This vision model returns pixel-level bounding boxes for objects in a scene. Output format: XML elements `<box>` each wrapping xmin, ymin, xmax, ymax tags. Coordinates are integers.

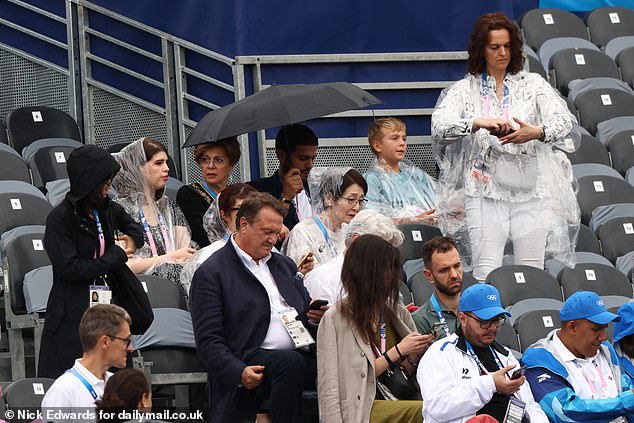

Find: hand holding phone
<box><xmin>301</xmin><ymin>299</ymin><xmax>328</xmax><ymax>315</ymax></box>
<box><xmin>297</xmin><ymin>252</ymin><xmax>312</xmax><ymax>268</ymax></box>
<box><xmin>510</xmin><ymin>365</ymin><xmax>527</xmax><ymax>380</ymax></box>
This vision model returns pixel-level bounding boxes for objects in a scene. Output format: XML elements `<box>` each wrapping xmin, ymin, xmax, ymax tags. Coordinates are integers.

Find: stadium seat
<box><xmin>601</xmin><ymin>295</ymin><xmax>632</xmax><ymax>311</ymax></box>
<box><xmin>545</xmin><ymin>251</ymin><xmax>613</xmax><ymax>280</ymax></box>
<box><xmin>587</xmin><ymin>7</ymin><xmax>634</xmax><ymax>49</ymax></box>
<box><xmin>558</xmin><ymin>262</ymin><xmax>633</xmax><ymax>298</ymax></box>
<box><xmin>525</xmin><ymin>47</ymin><xmax>547</xmax><ymax>79</ymax></box>
<box><xmin>605</xmin><ymin>35</ymin><xmax>634</xmax><ymax>60</ymax></box>
<box><xmin>485</xmin><ymin>265</ymin><xmax>563</xmax><ymax>308</ymax></box>
<box><xmin>137</xmin><ymin>274</ymin><xmax>188</xmax><ymax>310</ymax></box>
<box><xmin>576</xmin><ymin>176</ymin><xmax>634</xmax><ymax>225</ymax></box>
<box><xmin>496</xmin><ymin>318</ymin><xmax>521</xmax><ymax>353</ymax></box>
<box><xmin>618</xmin><ymin>46</ymin><xmax>634</xmax><ymax>87</ymax></box>
<box><xmin>397</xmin><ymin>223</ymin><xmax>442</xmax><ymax>264</ymax></box>
<box><xmin>574</xmin><ymin>88</ymin><xmax>634</xmax><ymax>136</ymax></box>
<box><xmin>408</xmin><ymin>271</ymin><xmax>433</xmax><ymax>306</ymax></box>
<box><xmin>596</xmin><ymin>217</ymin><xmax>634</xmax><ymax>263</ymax></box>
<box><xmin>577</xmin><ymin>224</ymin><xmax>602</xmax><ymax>254</ymax></box>
<box><xmin>4</xmin><ymin>106</ymin><xmax>81</xmax><ymax>156</ymax></box>
<box><xmin>607</xmin><ymin>130</ymin><xmax>634</xmax><ymax>175</ymax></box>
<box><xmin>45</xmin><ymin>179</ymin><xmax>70</xmax><ymax>207</ymax></box>
<box><xmin>539</xmin><ymin>37</ymin><xmax>599</xmax><ymax>71</ymax></box>
<box><xmin>400</xmin><ymin>281</ymin><xmax>413</xmax><ymax>305</ymax></box>
<box><xmin>4</xmin><ymin>378</ymin><xmax>55</xmax><ymax>423</ymax></box>
<box><xmin>616</xmin><ymin>250</ymin><xmax>634</xmax><ymax>279</ymax></box>
<box><xmin>165</xmin><ymin>176</ymin><xmax>185</xmax><ymax>202</ymax></box>
<box><xmin>627</xmin><ymin>167</ymin><xmax>634</xmax><ymax>187</ymax></box>
<box><xmin>515</xmin><ymin>309</ymin><xmax>561</xmax><ymax>352</ymax></box>
<box><xmin>107</xmin><ymin>142</ymin><xmax>180</xmax><ymax>180</ymax></box>
<box><xmin>554</xmin><ymin>133</ymin><xmax>610</xmax><ymax>166</ymax></box>
<box><xmin>507</xmin><ymin>298</ymin><xmax>564</xmax><ymax>327</ymax></box>
<box><xmin>573</xmin><ymin>163</ymin><xmax>622</xmax><ymax>180</ymax></box>
<box><xmin>595</xmin><ymin>116</ymin><xmax>634</xmax><ymax>144</ymax></box>
<box><xmin>22</xmin><ymin>138</ymin><xmax>83</xmax><ymax>189</ymax></box>
<box><xmin>0</xmin><ymin>144</ymin><xmax>31</xmax><ymax>183</ymax></box>
<box><xmin>0</xmin><ymin>181</ymin><xmax>53</xmax><ymax>239</ymax></box>
<box><xmin>589</xmin><ymin>203</ymin><xmax>634</xmax><ymax>232</ymax></box>
<box><xmin>550</xmin><ymin>48</ymin><xmax>619</xmax><ymax>96</ymax></box>
<box><xmin>568</xmin><ymin>77</ymin><xmax>633</xmax><ymax>104</ymax></box>
<box><xmin>521</xmin><ymin>9</ymin><xmax>589</xmax><ymax>51</ymax></box>
<box><xmin>23</xmin><ymin>265</ymin><xmax>53</xmax><ymax>314</ymax></box>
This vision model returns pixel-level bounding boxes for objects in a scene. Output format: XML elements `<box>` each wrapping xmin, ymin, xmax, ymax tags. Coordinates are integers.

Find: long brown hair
<box><xmin>95</xmin><ymin>369</ymin><xmax>150</xmax><ymax>422</ymax></box>
<box><xmin>340</xmin><ymin>234</ymin><xmax>402</xmax><ymax>344</ymax></box>
<box><xmin>467</xmin><ymin>12</ymin><xmax>524</xmax><ymax>75</ymax></box>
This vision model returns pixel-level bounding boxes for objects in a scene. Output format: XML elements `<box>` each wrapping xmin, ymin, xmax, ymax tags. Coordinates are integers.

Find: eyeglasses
<box><xmin>466</xmin><ymin>313</ymin><xmax>506</xmax><ymax>329</ymax></box>
<box><xmin>198</xmin><ymin>156</ymin><xmax>228</xmax><ymax>167</ymax></box>
<box><xmin>108</xmin><ymin>335</ymin><xmax>132</xmax><ymax>348</ymax></box>
<box><xmin>339</xmin><ymin>197</ymin><xmax>368</xmax><ymax>206</ymax></box>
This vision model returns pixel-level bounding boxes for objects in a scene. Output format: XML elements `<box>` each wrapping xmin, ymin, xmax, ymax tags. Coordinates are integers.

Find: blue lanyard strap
<box><xmin>481</xmin><ymin>71</ymin><xmax>509</xmax><ymax>119</ymax></box>
<box><xmin>464</xmin><ymin>339</ymin><xmax>505</xmax><ymax>375</ymax></box>
<box><xmin>67</xmin><ymin>368</ymin><xmax>98</xmax><ymax>400</ymax></box>
<box><xmin>312</xmin><ymin>216</ymin><xmax>337</xmax><ymax>256</ymax></box>
<box><xmin>429</xmin><ymin>294</ymin><xmax>452</xmax><ymax>338</ymax></box>
<box><xmin>202</xmin><ymin>181</ymin><xmax>218</xmax><ymax>200</ymax></box>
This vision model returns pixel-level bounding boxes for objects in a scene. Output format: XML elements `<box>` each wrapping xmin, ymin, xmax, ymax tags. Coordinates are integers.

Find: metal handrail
<box><xmin>6</xmin><ymin>0</ymin><xmax>66</xmax><ymax>23</ymax></box>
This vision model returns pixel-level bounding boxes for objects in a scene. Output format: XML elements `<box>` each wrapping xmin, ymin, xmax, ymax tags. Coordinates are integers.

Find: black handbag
<box><xmin>376</xmin><ymin>362</ymin><xmax>421</xmax><ymax>401</ymax></box>
<box><xmin>107</xmin><ymin>266</ymin><xmax>154</xmax><ymax>334</ymax></box>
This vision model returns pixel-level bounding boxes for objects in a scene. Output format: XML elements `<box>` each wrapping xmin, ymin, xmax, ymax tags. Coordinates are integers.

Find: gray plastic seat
<box><xmin>0</xmin><ymin>144</ymin><xmax>31</xmax><ymax>183</ymax></box>
<box><xmin>21</xmin><ymin>138</ymin><xmax>83</xmax><ymax>162</ymax></box>
<box><xmin>554</xmin><ymin>134</ymin><xmax>610</xmax><ymax>166</ymax></box>
<box><xmin>165</xmin><ymin>176</ymin><xmax>185</xmax><ymax>202</ymax></box>
<box><xmin>615</xmin><ymin>250</ymin><xmax>634</xmax><ymax>277</ymax></box>
<box><xmin>596</xmin><ymin>216</ymin><xmax>634</xmax><ymax>263</ymax></box>
<box><xmin>496</xmin><ymin>318</ymin><xmax>521</xmax><ymax>353</ymax></box>
<box><xmin>515</xmin><ymin>309</ymin><xmax>561</xmax><ymax>352</ymax></box>
<box><xmin>400</xmin><ymin>281</ymin><xmax>413</xmax><ymax>305</ymax></box>
<box><xmin>577</xmin><ymin>175</ymin><xmax>634</xmax><ymax>224</ymax></box>
<box><xmin>539</xmin><ymin>37</ymin><xmax>599</xmax><ymax>71</ymax></box>
<box><xmin>619</xmin><ymin>46</ymin><xmax>634</xmax><ymax>87</ymax></box>
<box><xmin>596</xmin><ymin>116</ymin><xmax>634</xmax><ymax>144</ymax></box>
<box><xmin>559</xmin><ymin>262</ymin><xmax>633</xmax><ymax>298</ymax></box>
<box><xmin>587</xmin><ymin>7</ymin><xmax>634</xmax><ymax>49</ymax></box>
<box><xmin>577</xmin><ymin>224</ymin><xmax>602</xmax><ymax>254</ymax></box>
<box><xmin>5</xmin><ymin>378</ymin><xmax>55</xmax><ymax>421</ymax></box>
<box><xmin>45</xmin><ymin>178</ymin><xmax>70</xmax><ymax>207</ymax></box>
<box><xmin>521</xmin><ymin>9</ymin><xmax>589</xmax><ymax>51</ymax></box>
<box><xmin>485</xmin><ymin>265</ymin><xmax>563</xmax><ymax>308</ymax></box>
<box><xmin>525</xmin><ymin>45</ymin><xmax>546</xmax><ymax>78</ymax></box>
<box><xmin>397</xmin><ymin>223</ymin><xmax>442</xmax><ymax>264</ymax></box>
<box><xmin>25</xmin><ymin>139</ymin><xmax>83</xmax><ymax>189</ymax></box>
<box><xmin>0</xmin><ymin>181</ymin><xmax>52</xmax><ymax>238</ymax></box>
<box><xmin>573</xmin><ymin>163</ymin><xmax>623</xmax><ymax>180</ymax></box>
<box><xmin>408</xmin><ymin>271</ymin><xmax>434</xmax><ymax>306</ymax></box>
<box><xmin>627</xmin><ymin>167</ymin><xmax>634</xmax><ymax>187</ymax></box>
<box><xmin>606</xmin><ymin>129</ymin><xmax>634</xmax><ymax>174</ymax></box>
<box><xmin>605</xmin><ymin>36</ymin><xmax>634</xmax><ymax>60</ymax></box>
<box><xmin>589</xmin><ymin>203</ymin><xmax>634</xmax><ymax>232</ymax></box>
<box><xmin>137</xmin><ymin>274</ymin><xmax>188</xmax><ymax>310</ymax></box>
<box><xmin>23</xmin><ymin>265</ymin><xmax>53</xmax><ymax>313</ymax></box>
<box><xmin>132</xmin><ymin>308</ymin><xmax>196</xmax><ymax>350</ymax></box>
<box><xmin>601</xmin><ymin>295</ymin><xmax>632</xmax><ymax>311</ymax></box>
<box><xmin>574</xmin><ymin>88</ymin><xmax>634</xmax><ymax>135</ymax></box>
<box><xmin>568</xmin><ymin>77</ymin><xmax>633</xmax><ymax>104</ymax></box>
<box><xmin>551</xmin><ymin>48</ymin><xmax>620</xmax><ymax>97</ymax></box>
<box><xmin>507</xmin><ymin>298</ymin><xmax>564</xmax><ymax>326</ymax></box>
<box><xmin>546</xmin><ymin>252</ymin><xmax>613</xmax><ymax>279</ymax></box>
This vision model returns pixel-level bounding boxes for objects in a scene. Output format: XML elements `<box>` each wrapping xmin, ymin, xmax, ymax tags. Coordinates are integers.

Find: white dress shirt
<box><xmin>231</xmin><ymin>236</ymin><xmax>294</xmax><ymax>350</ymax></box>
<box><xmin>303</xmin><ymin>253</ymin><xmax>345</xmax><ymax>304</ymax></box>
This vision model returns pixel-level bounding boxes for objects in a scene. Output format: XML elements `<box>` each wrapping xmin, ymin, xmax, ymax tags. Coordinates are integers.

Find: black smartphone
<box><xmin>510</xmin><ymin>365</ymin><xmax>527</xmax><ymax>380</ymax></box>
<box><xmin>301</xmin><ymin>299</ymin><xmax>328</xmax><ymax>315</ymax></box>
<box><xmin>489</xmin><ymin>128</ymin><xmax>516</xmax><ymax>138</ymax></box>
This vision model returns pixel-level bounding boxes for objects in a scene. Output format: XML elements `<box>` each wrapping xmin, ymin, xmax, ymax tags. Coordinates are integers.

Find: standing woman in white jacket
<box><xmin>317</xmin><ymin>234</ymin><xmax>433</xmax><ymax>423</ymax></box>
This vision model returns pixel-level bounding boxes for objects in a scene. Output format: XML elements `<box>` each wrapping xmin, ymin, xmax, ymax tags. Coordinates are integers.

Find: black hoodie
<box><xmin>38</xmin><ymin>145</ymin><xmax>145</xmax><ymax>379</ymax></box>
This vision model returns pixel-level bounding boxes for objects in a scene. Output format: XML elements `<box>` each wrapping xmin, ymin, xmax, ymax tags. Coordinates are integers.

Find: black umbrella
<box><xmin>183</xmin><ymin>81</ymin><xmax>382</xmax><ymax>147</ymax></box>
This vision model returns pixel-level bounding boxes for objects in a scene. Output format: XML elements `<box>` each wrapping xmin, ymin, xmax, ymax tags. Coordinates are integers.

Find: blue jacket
<box><xmin>189</xmin><ymin>239</ymin><xmax>312</xmax><ymax>423</ymax></box>
<box><xmin>522</xmin><ymin>329</ymin><xmax>634</xmax><ymax>423</ymax></box>
<box><xmin>614</xmin><ymin>303</ymin><xmax>634</xmax><ymax>382</ymax></box>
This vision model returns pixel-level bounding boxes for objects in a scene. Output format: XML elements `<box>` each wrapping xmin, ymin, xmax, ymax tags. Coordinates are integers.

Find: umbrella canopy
<box><xmin>183</xmin><ymin>81</ymin><xmax>382</xmax><ymax>147</ymax></box>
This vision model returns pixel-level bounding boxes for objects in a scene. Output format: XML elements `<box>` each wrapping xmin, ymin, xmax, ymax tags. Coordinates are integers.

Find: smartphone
<box><xmin>304</xmin><ymin>299</ymin><xmax>328</xmax><ymax>313</ymax></box>
<box><xmin>297</xmin><ymin>252</ymin><xmax>312</xmax><ymax>268</ymax></box>
<box><xmin>490</xmin><ymin>128</ymin><xmax>516</xmax><ymax>138</ymax></box>
<box><xmin>430</xmin><ymin>322</ymin><xmax>447</xmax><ymax>340</ymax></box>
<box><xmin>510</xmin><ymin>365</ymin><xmax>527</xmax><ymax>380</ymax></box>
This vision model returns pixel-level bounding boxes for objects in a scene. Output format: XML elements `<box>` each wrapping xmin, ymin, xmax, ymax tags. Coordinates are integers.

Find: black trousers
<box><xmin>243</xmin><ymin>347</ymin><xmax>316</xmax><ymax>423</ymax></box>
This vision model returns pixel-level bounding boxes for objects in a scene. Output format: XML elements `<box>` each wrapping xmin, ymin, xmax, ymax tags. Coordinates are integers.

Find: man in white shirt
<box><xmin>190</xmin><ymin>192</ymin><xmax>327</xmax><ymax>423</ymax></box>
<box><xmin>304</xmin><ymin>209</ymin><xmax>404</xmax><ymax>303</ymax></box>
<box><xmin>41</xmin><ymin>304</ymin><xmax>133</xmax><ymax>419</ymax></box>
<box><xmin>523</xmin><ymin>290</ymin><xmax>634</xmax><ymax>422</ymax></box>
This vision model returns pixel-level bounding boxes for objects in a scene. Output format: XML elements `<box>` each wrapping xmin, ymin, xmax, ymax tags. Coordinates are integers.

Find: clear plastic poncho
<box><xmin>431</xmin><ymin>71</ymin><xmax>581</xmax><ymax>280</ymax></box>
<box><xmin>364</xmin><ymin>157</ymin><xmax>437</xmax><ymax>219</ymax></box>
<box><xmin>111</xmin><ymin>138</ymin><xmax>194</xmax><ymax>285</ymax></box>
<box><xmin>282</xmin><ymin>167</ymin><xmax>351</xmax><ymax>267</ymax></box>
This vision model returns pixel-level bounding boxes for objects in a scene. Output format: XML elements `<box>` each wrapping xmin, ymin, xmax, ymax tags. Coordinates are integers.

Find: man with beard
<box><xmin>417</xmin><ymin>284</ymin><xmax>548</xmax><ymax>423</ymax></box>
<box><xmin>412</xmin><ymin>236</ymin><xmax>463</xmax><ymax>338</ymax></box>
<box><xmin>38</xmin><ymin>145</ymin><xmax>143</xmax><ymax>379</ymax></box>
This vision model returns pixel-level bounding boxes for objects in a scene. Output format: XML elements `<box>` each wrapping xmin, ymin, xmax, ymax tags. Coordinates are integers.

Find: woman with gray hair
<box><xmin>304</xmin><ymin>209</ymin><xmax>404</xmax><ymax>303</ymax></box>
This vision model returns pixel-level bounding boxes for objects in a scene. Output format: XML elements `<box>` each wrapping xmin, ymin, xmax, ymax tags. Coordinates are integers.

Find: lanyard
<box><xmin>293</xmin><ymin>198</ymin><xmax>303</xmax><ymax>221</ymax></box>
<box><xmin>430</xmin><ymin>294</ymin><xmax>452</xmax><ymax>338</ymax></box>
<box><xmin>202</xmin><ymin>181</ymin><xmax>218</xmax><ymax>201</ymax></box>
<box><xmin>67</xmin><ymin>368</ymin><xmax>98</xmax><ymax>400</ymax></box>
<box><xmin>370</xmin><ymin>316</ymin><xmax>388</xmax><ymax>358</ymax></box>
<box><xmin>92</xmin><ymin>209</ymin><xmax>105</xmax><ymax>258</ymax></box>
<box><xmin>312</xmin><ymin>216</ymin><xmax>337</xmax><ymax>256</ymax></box>
<box><xmin>465</xmin><ymin>339</ymin><xmax>505</xmax><ymax>376</ymax></box>
<box><xmin>574</xmin><ymin>359</ymin><xmax>608</xmax><ymax>396</ymax></box>
<box><xmin>138</xmin><ymin>208</ymin><xmax>171</xmax><ymax>257</ymax></box>
<box><xmin>481</xmin><ymin>72</ymin><xmax>509</xmax><ymax>120</ymax></box>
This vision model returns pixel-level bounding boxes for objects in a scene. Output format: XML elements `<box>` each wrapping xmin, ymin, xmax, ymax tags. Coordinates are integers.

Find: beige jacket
<box><xmin>317</xmin><ymin>304</ymin><xmax>417</xmax><ymax>423</ymax></box>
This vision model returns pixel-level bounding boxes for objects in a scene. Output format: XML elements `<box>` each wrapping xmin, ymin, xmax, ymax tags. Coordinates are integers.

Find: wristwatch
<box><xmin>279</xmin><ymin>196</ymin><xmax>292</xmax><ymax>204</ymax></box>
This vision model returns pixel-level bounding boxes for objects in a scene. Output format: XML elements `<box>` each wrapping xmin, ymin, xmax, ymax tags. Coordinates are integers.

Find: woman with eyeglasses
<box><xmin>176</xmin><ymin>137</ymin><xmax>241</xmax><ymax>248</ymax></box>
<box><xmin>431</xmin><ymin>12</ymin><xmax>580</xmax><ymax>281</ymax></box>
<box><xmin>283</xmin><ymin>167</ymin><xmax>368</xmax><ymax>270</ymax></box>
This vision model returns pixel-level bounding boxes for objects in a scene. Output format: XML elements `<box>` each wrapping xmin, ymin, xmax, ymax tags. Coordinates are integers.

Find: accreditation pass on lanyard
<box><xmin>279</xmin><ymin>308</ymin><xmax>315</xmax><ymax>348</ymax></box>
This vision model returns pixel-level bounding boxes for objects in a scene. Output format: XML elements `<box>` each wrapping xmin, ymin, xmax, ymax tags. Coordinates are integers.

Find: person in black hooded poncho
<box><xmin>38</xmin><ymin>145</ymin><xmax>145</xmax><ymax>379</ymax></box>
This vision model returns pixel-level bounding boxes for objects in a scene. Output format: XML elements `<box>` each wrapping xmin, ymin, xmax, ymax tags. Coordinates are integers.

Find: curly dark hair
<box><xmin>467</xmin><ymin>12</ymin><xmax>524</xmax><ymax>75</ymax></box>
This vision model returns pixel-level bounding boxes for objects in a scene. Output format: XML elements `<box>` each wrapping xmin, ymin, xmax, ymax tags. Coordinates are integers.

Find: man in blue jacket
<box><xmin>190</xmin><ymin>192</ymin><xmax>326</xmax><ymax>423</ymax></box>
<box><xmin>523</xmin><ymin>291</ymin><xmax>634</xmax><ymax>422</ymax></box>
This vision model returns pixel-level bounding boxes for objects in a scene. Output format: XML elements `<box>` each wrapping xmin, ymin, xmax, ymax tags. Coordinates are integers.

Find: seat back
<box><xmin>132</xmin><ymin>308</ymin><xmax>195</xmax><ymax>350</ymax></box>
<box><xmin>606</xmin><ymin>35</ymin><xmax>634</xmax><ymax>60</ymax></box>
<box><xmin>408</xmin><ymin>271</ymin><xmax>434</xmax><ymax>306</ymax></box>
<box><xmin>551</xmin><ymin>48</ymin><xmax>619</xmax><ymax>96</ymax></box>
<box><xmin>485</xmin><ymin>265</ymin><xmax>563</xmax><ymax>308</ymax></box>
<box><xmin>574</xmin><ymin>88</ymin><xmax>634</xmax><ymax>135</ymax></box>
<box><xmin>397</xmin><ymin>223</ymin><xmax>442</xmax><ymax>264</ymax></box>
<box><xmin>521</xmin><ymin>8</ymin><xmax>589</xmax><ymax>50</ymax></box>
<box><xmin>5</xmin><ymin>106</ymin><xmax>81</xmax><ymax>155</ymax></box>
<box><xmin>589</xmin><ymin>203</ymin><xmax>634</xmax><ymax>232</ymax></box>
<box><xmin>29</xmin><ymin>146</ymin><xmax>76</xmax><ymax>188</ymax></box>
<box><xmin>496</xmin><ymin>318</ymin><xmax>520</xmax><ymax>353</ymax></box>
<box><xmin>559</xmin><ymin>262</ymin><xmax>633</xmax><ymax>298</ymax></box>
<box><xmin>596</xmin><ymin>116</ymin><xmax>634</xmax><ymax>144</ymax></box>
<box><xmin>576</xmin><ymin>175</ymin><xmax>634</xmax><ymax>224</ymax></box>
<box><xmin>2</xmin><ymin>226</ymin><xmax>50</xmax><ymax>315</ymax></box>
<box><xmin>515</xmin><ymin>309</ymin><xmax>561</xmax><ymax>351</ymax></box>
<box><xmin>4</xmin><ymin>377</ymin><xmax>55</xmax><ymax>422</ymax></box>
<box><xmin>573</xmin><ymin>163</ymin><xmax>622</xmax><ymax>180</ymax></box>
<box><xmin>0</xmin><ymin>181</ymin><xmax>52</xmax><ymax>237</ymax></box>
<box><xmin>23</xmin><ymin>265</ymin><xmax>53</xmax><ymax>313</ymax></box>
<box><xmin>399</xmin><ymin>282</ymin><xmax>413</xmax><ymax>305</ymax></box>
<box><xmin>616</xmin><ymin>250</ymin><xmax>634</xmax><ymax>278</ymax></box>
<box><xmin>0</xmin><ymin>145</ymin><xmax>30</xmax><ymax>183</ymax></box>
<box><xmin>568</xmin><ymin>77</ymin><xmax>633</xmax><ymax>104</ymax></box>
<box><xmin>607</xmin><ymin>130</ymin><xmax>634</xmax><ymax>174</ymax></box>
<box><xmin>597</xmin><ymin>217</ymin><xmax>634</xmax><ymax>263</ymax></box>
<box><xmin>554</xmin><ymin>133</ymin><xmax>610</xmax><ymax>166</ymax></box>
<box><xmin>137</xmin><ymin>274</ymin><xmax>188</xmax><ymax>310</ymax></box>
<box><xmin>587</xmin><ymin>7</ymin><xmax>634</xmax><ymax>48</ymax></box>
<box><xmin>577</xmin><ymin>224</ymin><xmax>602</xmax><ymax>254</ymax></box>
<box><xmin>507</xmin><ymin>298</ymin><xmax>564</xmax><ymax>326</ymax></box>
<box><xmin>618</xmin><ymin>46</ymin><xmax>634</xmax><ymax>87</ymax></box>
<box><xmin>539</xmin><ymin>37</ymin><xmax>599</xmax><ymax>71</ymax></box>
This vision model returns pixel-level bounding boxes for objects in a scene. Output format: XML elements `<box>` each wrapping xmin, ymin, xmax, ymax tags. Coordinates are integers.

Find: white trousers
<box><xmin>465</xmin><ymin>196</ymin><xmax>548</xmax><ymax>281</ymax></box>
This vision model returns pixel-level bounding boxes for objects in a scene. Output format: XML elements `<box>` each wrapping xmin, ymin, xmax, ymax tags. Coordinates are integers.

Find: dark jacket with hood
<box><xmin>38</xmin><ymin>145</ymin><xmax>144</xmax><ymax>379</ymax></box>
